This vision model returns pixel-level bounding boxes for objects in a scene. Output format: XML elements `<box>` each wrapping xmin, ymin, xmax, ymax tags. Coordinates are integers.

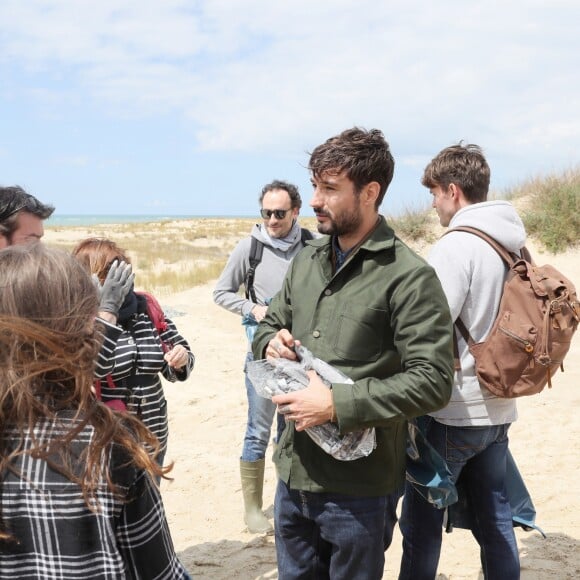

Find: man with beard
<box><xmin>252</xmin><ymin>127</ymin><xmax>454</xmax><ymax>579</ymax></box>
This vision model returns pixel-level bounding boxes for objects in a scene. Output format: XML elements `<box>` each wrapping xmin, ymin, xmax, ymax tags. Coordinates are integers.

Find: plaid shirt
<box><xmin>0</xmin><ymin>417</ymin><xmax>189</xmax><ymax>579</ymax></box>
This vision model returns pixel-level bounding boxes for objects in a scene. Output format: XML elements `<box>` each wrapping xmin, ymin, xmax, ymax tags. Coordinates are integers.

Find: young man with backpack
<box><xmin>399</xmin><ymin>143</ymin><xmax>526</xmax><ymax>579</ymax></box>
<box><xmin>213</xmin><ymin>180</ymin><xmax>313</xmax><ymax>533</ymax></box>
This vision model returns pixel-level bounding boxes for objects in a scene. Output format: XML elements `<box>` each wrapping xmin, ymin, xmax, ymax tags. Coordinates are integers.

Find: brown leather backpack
<box><xmin>450</xmin><ymin>226</ymin><xmax>579</xmax><ymax>397</ymax></box>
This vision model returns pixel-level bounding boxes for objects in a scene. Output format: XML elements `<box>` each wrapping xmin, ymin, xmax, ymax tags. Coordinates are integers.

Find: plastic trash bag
<box><xmin>242</xmin><ymin>299</ymin><xmax>271</xmax><ymax>342</ymax></box>
<box><xmin>242</xmin><ymin>313</ymin><xmax>258</xmax><ymax>341</ymax></box>
<box><xmin>246</xmin><ymin>345</ymin><xmax>376</xmax><ymax>461</ymax></box>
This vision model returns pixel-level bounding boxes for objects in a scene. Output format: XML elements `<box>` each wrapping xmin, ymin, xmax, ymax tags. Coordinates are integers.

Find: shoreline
<box><xmin>46</xmin><ymin>214</ymin><xmax>263</xmax><ymax>228</ymax></box>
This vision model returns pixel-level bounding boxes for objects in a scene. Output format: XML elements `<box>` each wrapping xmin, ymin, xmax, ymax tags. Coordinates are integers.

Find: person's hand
<box><xmin>265</xmin><ymin>329</ymin><xmax>300</xmax><ymax>361</ymax></box>
<box><xmin>251</xmin><ymin>304</ymin><xmax>268</xmax><ymax>322</ymax></box>
<box><xmin>164</xmin><ymin>344</ymin><xmax>189</xmax><ymax>369</ymax></box>
<box><xmin>273</xmin><ymin>371</ymin><xmax>335</xmax><ymax>431</ymax></box>
<box><xmin>96</xmin><ymin>260</ymin><xmax>134</xmax><ymax>316</ymax></box>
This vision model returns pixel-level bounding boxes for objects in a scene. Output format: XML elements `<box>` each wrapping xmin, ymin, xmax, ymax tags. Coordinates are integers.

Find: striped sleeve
<box><xmin>95</xmin><ymin>318</ymin><xmax>123</xmax><ymax>377</ymax></box>
<box><xmin>159</xmin><ymin>317</ymin><xmax>195</xmax><ymax>383</ymax></box>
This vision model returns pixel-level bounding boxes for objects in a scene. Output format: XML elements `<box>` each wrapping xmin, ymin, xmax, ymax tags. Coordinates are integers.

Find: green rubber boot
<box><xmin>240</xmin><ymin>458</ymin><xmax>273</xmax><ymax>534</ymax></box>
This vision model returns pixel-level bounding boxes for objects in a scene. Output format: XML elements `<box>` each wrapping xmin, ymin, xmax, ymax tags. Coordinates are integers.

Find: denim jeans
<box><xmin>384</xmin><ymin>483</ymin><xmax>403</xmax><ymax>551</ymax></box>
<box><xmin>242</xmin><ymin>352</ymin><xmax>285</xmax><ymax>462</ymax></box>
<box><xmin>398</xmin><ymin>418</ymin><xmax>519</xmax><ymax>580</ymax></box>
<box><xmin>275</xmin><ymin>479</ymin><xmax>399</xmax><ymax>580</ymax></box>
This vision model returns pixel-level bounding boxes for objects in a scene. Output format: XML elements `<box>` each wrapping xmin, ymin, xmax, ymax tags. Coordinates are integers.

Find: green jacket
<box><xmin>253</xmin><ymin>217</ymin><xmax>454</xmax><ymax>496</ymax></box>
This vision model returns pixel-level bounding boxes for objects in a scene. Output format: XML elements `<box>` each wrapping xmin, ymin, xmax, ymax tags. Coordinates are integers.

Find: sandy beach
<box><xmin>45</xmin><ymin>222</ymin><xmax>580</xmax><ymax>579</ymax></box>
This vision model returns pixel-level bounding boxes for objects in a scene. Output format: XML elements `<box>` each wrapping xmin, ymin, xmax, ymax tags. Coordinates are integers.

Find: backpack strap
<box><xmin>445</xmin><ymin>226</ymin><xmax>526</xmax><ymax>267</ymax></box>
<box><xmin>135</xmin><ymin>291</ymin><xmax>172</xmax><ymax>353</ymax></box>
<box><xmin>94</xmin><ymin>374</ymin><xmax>126</xmax><ymax>410</ymax></box>
<box><xmin>300</xmin><ymin>228</ymin><xmax>314</xmax><ymax>243</ymax></box>
<box><xmin>244</xmin><ymin>236</ymin><xmax>264</xmax><ymax>303</ymax></box>
<box><xmin>95</xmin><ymin>374</ymin><xmax>118</xmax><ymax>397</ymax></box>
<box><xmin>453</xmin><ymin>317</ymin><xmax>474</xmax><ymax>371</ymax></box>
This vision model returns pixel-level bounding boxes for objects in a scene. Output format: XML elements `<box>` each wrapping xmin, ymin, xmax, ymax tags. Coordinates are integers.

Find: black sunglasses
<box><xmin>260</xmin><ymin>208</ymin><xmax>291</xmax><ymax>220</ymax></box>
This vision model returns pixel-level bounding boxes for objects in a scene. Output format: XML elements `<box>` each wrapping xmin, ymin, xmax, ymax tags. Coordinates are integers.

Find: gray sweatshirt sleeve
<box><xmin>213</xmin><ymin>237</ymin><xmax>255</xmax><ymax>317</ymax></box>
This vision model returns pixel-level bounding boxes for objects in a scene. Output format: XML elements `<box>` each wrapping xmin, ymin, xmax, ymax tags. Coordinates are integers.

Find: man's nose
<box><xmin>310</xmin><ymin>187</ymin><xmax>322</xmax><ymax>208</ymax></box>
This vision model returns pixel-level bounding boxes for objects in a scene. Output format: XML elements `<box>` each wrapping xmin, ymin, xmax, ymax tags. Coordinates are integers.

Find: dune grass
<box><xmin>386</xmin><ymin>166</ymin><xmax>580</xmax><ymax>253</ymax></box>
<box><xmin>46</xmin><ymin>218</ymin><xmax>253</xmax><ymax>296</ymax></box>
<box><xmin>388</xmin><ymin>206</ymin><xmax>437</xmax><ymax>244</ymax></box>
<box><xmin>46</xmin><ymin>167</ymin><xmax>578</xmax><ymax>294</ymax></box>
<box><xmin>502</xmin><ymin>166</ymin><xmax>580</xmax><ymax>253</ymax></box>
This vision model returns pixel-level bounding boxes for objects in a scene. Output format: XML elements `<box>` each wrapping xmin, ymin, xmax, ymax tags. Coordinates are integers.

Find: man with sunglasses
<box><xmin>213</xmin><ymin>180</ymin><xmax>314</xmax><ymax>534</ymax></box>
<box><xmin>0</xmin><ymin>186</ymin><xmax>54</xmax><ymax>248</ymax></box>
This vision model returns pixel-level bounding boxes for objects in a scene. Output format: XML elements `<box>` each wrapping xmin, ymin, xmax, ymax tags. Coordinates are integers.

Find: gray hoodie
<box><xmin>213</xmin><ymin>223</ymin><xmax>312</xmax><ymax>349</ymax></box>
<box><xmin>428</xmin><ymin>200</ymin><xmax>527</xmax><ymax>426</ymax></box>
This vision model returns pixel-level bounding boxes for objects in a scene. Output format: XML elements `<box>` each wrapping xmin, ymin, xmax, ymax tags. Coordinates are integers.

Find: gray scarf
<box><xmin>256</xmin><ymin>219</ymin><xmax>301</xmax><ymax>251</ymax></box>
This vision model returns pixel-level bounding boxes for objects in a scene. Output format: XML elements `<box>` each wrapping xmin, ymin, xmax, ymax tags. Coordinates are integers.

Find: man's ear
<box><xmin>448</xmin><ymin>183</ymin><xmax>458</xmax><ymax>198</ymax></box>
<box><xmin>0</xmin><ymin>234</ymin><xmax>9</xmax><ymax>249</ymax></box>
<box><xmin>362</xmin><ymin>181</ymin><xmax>380</xmax><ymax>207</ymax></box>
<box><xmin>448</xmin><ymin>183</ymin><xmax>469</xmax><ymax>208</ymax></box>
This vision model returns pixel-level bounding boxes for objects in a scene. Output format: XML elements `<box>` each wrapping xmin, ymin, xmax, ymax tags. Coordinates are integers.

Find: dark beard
<box><xmin>316</xmin><ymin>203</ymin><xmax>362</xmax><ymax>237</ymax></box>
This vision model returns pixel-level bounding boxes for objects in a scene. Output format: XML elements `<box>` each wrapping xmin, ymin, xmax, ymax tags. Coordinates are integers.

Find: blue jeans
<box><xmin>399</xmin><ymin>418</ymin><xmax>519</xmax><ymax>580</ymax></box>
<box><xmin>275</xmin><ymin>479</ymin><xmax>399</xmax><ymax>580</ymax></box>
<box><xmin>242</xmin><ymin>352</ymin><xmax>285</xmax><ymax>462</ymax></box>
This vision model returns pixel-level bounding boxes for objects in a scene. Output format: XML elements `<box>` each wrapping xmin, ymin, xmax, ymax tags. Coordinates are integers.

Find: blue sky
<box><xmin>0</xmin><ymin>1</ymin><xmax>578</xmax><ymax>217</ymax></box>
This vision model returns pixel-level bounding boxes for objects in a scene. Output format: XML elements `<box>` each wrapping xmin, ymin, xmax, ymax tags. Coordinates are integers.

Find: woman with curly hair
<box><xmin>0</xmin><ymin>243</ymin><xmax>190</xmax><ymax>579</ymax></box>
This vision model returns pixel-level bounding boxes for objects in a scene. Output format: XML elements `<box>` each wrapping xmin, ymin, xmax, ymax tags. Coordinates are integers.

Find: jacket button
<box><xmin>324</xmin><ymin>289</ymin><xmax>332</xmax><ymax>296</ymax></box>
<box><xmin>313</xmin><ymin>330</ymin><xmax>321</xmax><ymax>338</ymax></box>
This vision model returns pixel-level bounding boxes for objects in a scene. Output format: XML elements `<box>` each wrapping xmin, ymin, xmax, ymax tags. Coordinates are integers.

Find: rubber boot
<box><xmin>240</xmin><ymin>459</ymin><xmax>273</xmax><ymax>533</ymax></box>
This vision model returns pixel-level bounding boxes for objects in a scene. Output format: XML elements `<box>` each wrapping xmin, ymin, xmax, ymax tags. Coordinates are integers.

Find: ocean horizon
<box><xmin>46</xmin><ymin>214</ymin><xmax>255</xmax><ymax>227</ymax></box>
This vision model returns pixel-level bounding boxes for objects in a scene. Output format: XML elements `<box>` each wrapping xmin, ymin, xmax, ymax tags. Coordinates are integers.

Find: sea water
<box><xmin>45</xmin><ymin>214</ymin><xmax>215</xmax><ymax>227</ymax></box>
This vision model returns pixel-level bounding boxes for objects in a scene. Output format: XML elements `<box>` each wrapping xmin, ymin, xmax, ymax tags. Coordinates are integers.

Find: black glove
<box><xmin>97</xmin><ymin>260</ymin><xmax>135</xmax><ymax>316</ymax></box>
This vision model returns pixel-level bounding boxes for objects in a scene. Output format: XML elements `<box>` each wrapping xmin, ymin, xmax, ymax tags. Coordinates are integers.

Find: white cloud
<box><xmin>0</xmin><ymin>0</ymin><xmax>578</xmax><ymax>182</ymax></box>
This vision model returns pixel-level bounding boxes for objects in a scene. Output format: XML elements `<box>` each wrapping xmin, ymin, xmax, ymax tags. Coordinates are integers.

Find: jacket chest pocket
<box><xmin>332</xmin><ymin>304</ymin><xmax>389</xmax><ymax>362</ymax></box>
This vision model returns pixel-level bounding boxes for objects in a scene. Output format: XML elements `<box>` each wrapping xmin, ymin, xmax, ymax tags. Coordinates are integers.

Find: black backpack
<box><xmin>244</xmin><ymin>228</ymin><xmax>313</xmax><ymax>303</ymax></box>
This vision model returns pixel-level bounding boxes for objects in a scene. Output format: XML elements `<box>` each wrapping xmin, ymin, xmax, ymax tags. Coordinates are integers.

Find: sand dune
<box><xmin>45</xmin><ymin>222</ymin><xmax>580</xmax><ymax>579</ymax></box>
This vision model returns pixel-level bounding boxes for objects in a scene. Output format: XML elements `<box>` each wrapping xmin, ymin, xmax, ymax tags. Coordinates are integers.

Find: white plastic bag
<box><xmin>247</xmin><ymin>345</ymin><xmax>376</xmax><ymax>461</ymax></box>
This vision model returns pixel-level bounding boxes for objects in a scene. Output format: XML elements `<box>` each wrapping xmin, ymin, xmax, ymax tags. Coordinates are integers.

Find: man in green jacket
<box><xmin>252</xmin><ymin>127</ymin><xmax>454</xmax><ymax>579</ymax></box>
